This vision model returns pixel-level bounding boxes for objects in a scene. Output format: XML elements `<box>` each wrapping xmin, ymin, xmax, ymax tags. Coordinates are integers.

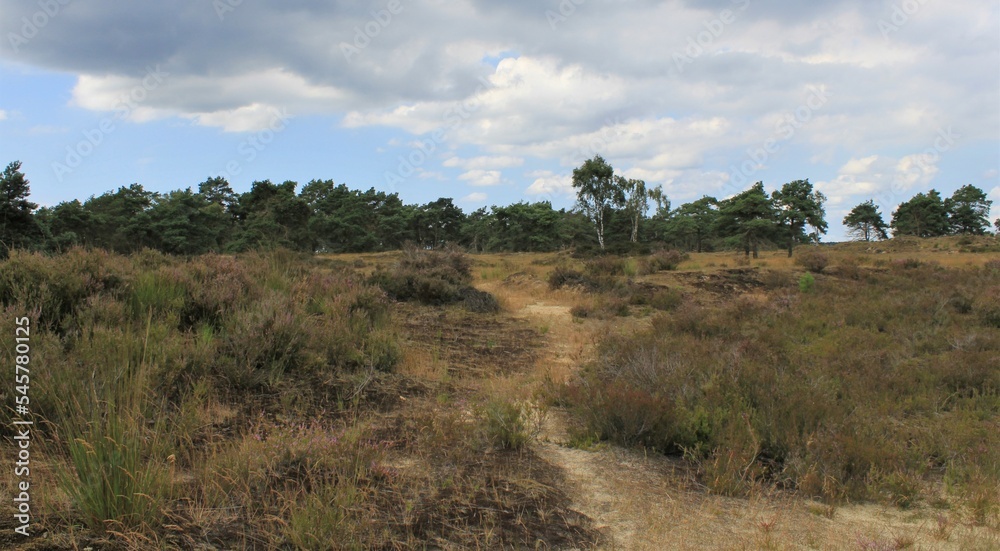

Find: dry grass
<box><xmin>2</xmin><ymin>237</ymin><xmax>996</xmax><ymax>549</ymax></box>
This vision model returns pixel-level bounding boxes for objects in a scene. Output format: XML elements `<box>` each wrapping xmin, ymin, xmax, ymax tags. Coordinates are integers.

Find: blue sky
<box><xmin>1</xmin><ymin>0</ymin><xmax>998</xmax><ymax>241</ymax></box>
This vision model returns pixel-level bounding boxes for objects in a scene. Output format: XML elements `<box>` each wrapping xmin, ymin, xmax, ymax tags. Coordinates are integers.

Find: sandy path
<box><xmin>500</xmin><ymin>290</ymin><xmax>998</xmax><ymax>551</ymax></box>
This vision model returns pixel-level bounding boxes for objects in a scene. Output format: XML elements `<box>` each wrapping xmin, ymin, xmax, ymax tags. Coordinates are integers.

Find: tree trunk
<box><xmin>597</xmin><ymin>215</ymin><xmax>605</xmax><ymax>250</ymax></box>
<box><xmin>787</xmin><ymin>222</ymin><xmax>795</xmax><ymax>257</ymax></box>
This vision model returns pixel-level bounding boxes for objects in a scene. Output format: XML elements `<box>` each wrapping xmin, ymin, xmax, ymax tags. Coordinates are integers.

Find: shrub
<box><xmin>561</xmin><ymin>264</ymin><xmax>1000</xmax><ymax>505</ymax></box>
<box><xmin>570</xmin><ymin>304</ymin><xmax>592</xmax><ymax>318</ymax></box>
<box><xmin>369</xmin><ymin>246</ymin><xmax>499</xmax><ymax>312</ymax></box>
<box><xmin>794</xmin><ymin>250</ymin><xmax>829</xmax><ymax>273</ymax></box>
<box><xmin>639</xmin><ymin>250</ymin><xmax>687</xmax><ymax>274</ymax></box>
<box><xmin>584</xmin><ymin>256</ymin><xmax>627</xmax><ymax>277</ymax></box>
<box><xmin>761</xmin><ymin>270</ymin><xmax>792</xmax><ymax>290</ymax></box>
<box><xmin>799</xmin><ymin>273</ymin><xmax>816</xmax><ymax>293</ymax></box>
<box><xmin>460</xmin><ymin>287</ymin><xmax>501</xmax><ymax>314</ymax></box>
<box><xmin>369</xmin><ymin>246</ymin><xmax>470</xmax><ymax>303</ymax></box>
<box><xmin>548</xmin><ymin>266</ymin><xmax>587</xmax><ymax>290</ymax></box>
<box><xmin>481</xmin><ymin>399</ymin><xmax>530</xmax><ymax>450</ymax></box>
<box><xmin>648</xmin><ymin>288</ymin><xmax>683</xmax><ymax>311</ymax></box>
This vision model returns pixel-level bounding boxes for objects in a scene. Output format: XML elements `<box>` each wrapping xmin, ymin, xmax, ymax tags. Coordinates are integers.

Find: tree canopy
<box><xmin>843</xmin><ymin>200</ymin><xmax>889</xmax><ymax>242</ymax></box>
<box><xmin>891</xmin><ymin>190</ymin><xmax>950</xmax><ymax>238</ymax></box>
<box><xmin>4</xmin><ymin>159</ymin><xmax>994</xmax><ymax>258</ymax></box>
<box><xmin>945</xmin><ymin>184</ymin><xmax>993</xmax><ymax>235</ymax></box>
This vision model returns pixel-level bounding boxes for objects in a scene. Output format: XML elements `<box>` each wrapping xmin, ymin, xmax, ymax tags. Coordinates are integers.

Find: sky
<box><xmin>0</xmin><ymin>0</ymin><xmax>998</xmax><ymax>241</ymax></box>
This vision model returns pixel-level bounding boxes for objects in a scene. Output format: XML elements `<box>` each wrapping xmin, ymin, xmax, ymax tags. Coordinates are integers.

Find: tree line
<box><xmin>0</xmin><ymin>158</ymin><xmax>996</xmax><ymax>258</ymax></box>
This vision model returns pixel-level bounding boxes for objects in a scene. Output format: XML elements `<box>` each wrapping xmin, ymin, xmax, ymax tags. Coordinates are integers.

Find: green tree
<box><xmin>198</xmin><ymin>176</ymin><xmax>238</xmax><ymax>214</ymax></box>
<box><xmin>617</xmin><ymin>176</ymin><xmax>648</xmax><ymax>243</ymax></box>
<box><xmin>572</xmin><ymin>155</ymin><xmax>621</xmax><ymax>250</ymax></box>
<box><xmin>301</xmin><ymin>180</ymin><xmax>377</xmax><ymax>252</ymax></box>
<box><xmin>148</xmin><ymin>189</ymin><xmax>229</xmax><ymax>254</ymax></box>
<box><xmin>716</xmin><ymin>182</ymin><xmax>777</xmax><ymax>258</ymax></box>
<box><xmin>772</xmin><ymin>179</ymin><xmax>827</xmax><ymax>256</ymax></box>
<box><xmin>945</xmin><ymin>185</ymin><xmax>992</xmax><ymax>235</ymax></box>
<box><xmin>413</xmin><ymin>198</ymin><xmax>464</xmax><ymax>248</ymax></box>
<box><xmin>230</xmin><ymin>180</ymin><xmax>311</xmax><ymax>251</ymax></box>
<box><xmin>461</xmin><ymin>207</ymin><xmax>493</xmax><ymax>252</ymax></box>
<box><xmin>37</xmin><ymin>199</ymin><xmax>95</xmax><ymax>250</ymax></box>
<box><xmin>488</xmin><ymin>201</ymin><xmax>564</xmax><ymax>252</ymax></box>
<box><xmin>82</xmin><ymin>184</ymin><xmax>157</xmax><ymax>252</ymax></box>
<box><xmin>843</xmin><ymin>199</ymin><xmax>889</xmax><ymax>241</ymax></box>
<box><xmin>665</xmin><ymin>196</ymin><xmax>717</xmax><ymax>252</ymax></box>
<box><xmin>0</xmin><ymin>161</ymin><xmax>43</xmax><ymax>251</ymax></box>
<box><xmin>891</xmin><ymin>190</ymin><xmax>950</xmax><ymax>237</ymax></box>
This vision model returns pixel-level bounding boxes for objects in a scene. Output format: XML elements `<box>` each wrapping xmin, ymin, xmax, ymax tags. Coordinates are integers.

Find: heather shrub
<box><xmin>638</xmin><ymin>249</ymin><xmax>687</xmax><ymax>274</ymax></box>
<box><xmin>794</xmin><ymin>249</ymin><xmax>829</xmax><ymax>273</ymax></box>
<box><xmin>562</xmin><ymin>263</ymin><xmax>1000</xmax><ymax>505</ymax></box>
<box><xmin>0</xmin><ymin>247</ymin><xmax>402</xmax><ymax>543</ymax></box>
<box><xmin>584</xmin><ymin>256</ymin><xmax>628</xmax><ymax>277</ymax></box>
<box><xmin>547</xmin><ymin>266</ymin><xmax>587</xmax><ymax>289</ymax></box>
<box><xmin>460</xmin><ymin>286</ymin><xmax>501</xmax><ymax>314</ymax></box>
<box><xmin>648</xmin><ymin>287</ymin><xmax>683</xmax><ymax>311</ymax></box>
<box><xmin>369</xmin><ymin>246</ymin><xmax>498</xmax><ymax>313</ymax></box>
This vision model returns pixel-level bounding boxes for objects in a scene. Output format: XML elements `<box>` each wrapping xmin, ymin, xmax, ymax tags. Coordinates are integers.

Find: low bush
<box><xmin>584</xmin><ymin>256</ymin><xmax>628</xmax><ymax>277</ymax></box>
<box><xmin>547</xmin><ymin>266</ymin><xmax>587</xmax><ymax>289</ymax></box>
<box><xmin>639</xmin><ymin>250</ymin><xmax>687</xmax><ymax>274</ymax></box>
<box><xmin>798</xmin><ymin>273</ymin><xmax>816</xmax><ymax>293</ymax></box>
<box><xmin>481</xmin><ymin>399</ymin><xmax>530</xmax><ymax>450</ymax></box>
<box><xmin>370</xmin><ymin>246</ymin><xmax>501</xmax><ymax>313</ymax></box>
<box><xmin>794</xmin><ymin>250</ymin><xmax>829</xmax><ymax>273</ymax></box>
<box><xmin>561</xmin><ymin>262</ymin><xmax>1000</xmax><ymax>506</ymax></box>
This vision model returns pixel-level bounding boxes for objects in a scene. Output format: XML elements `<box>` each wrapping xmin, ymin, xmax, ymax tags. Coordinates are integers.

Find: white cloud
<box><xmin>443</xmin><ymin>155</ymin><xmax>523</xmax><ymax>170</ymax></box>
<box><xmin>0</xmin><ymin>0</ymin><xmax>995</xmax><ymax>217</ymax></box>
<box><xmin>0</xmin><ymin>109</ymin><xmax>7</xmax><ymax>121</ymax></box>
<box><xmin>460</xmin><ymin>192</ymin><xmax>488</xmax><ymax>203</ymax></box>
<box><xmin>816</xmin><ymin>153</ymin><xmax>941</xmax><ymax>213</ymax></box>
<box><xmin>525</xmin><ymin>170</ymin><xmax>574</xmax><ymax>197</ymax></box>
<box><xmin>458</xmin><ymin>169</ymin><xmax>501</xmax><ymax>187</ymax></box>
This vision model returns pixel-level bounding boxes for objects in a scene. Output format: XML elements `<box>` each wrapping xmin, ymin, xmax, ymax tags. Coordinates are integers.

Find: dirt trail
<box><xmin>486</xmin><ymin>278</ymin><xmax>998</xmax><ymax>551</ymax></box>
<box><xmin>509</xmin><ymin>297</ymin><xmax>680</xmax><ymax>549</ymax></box>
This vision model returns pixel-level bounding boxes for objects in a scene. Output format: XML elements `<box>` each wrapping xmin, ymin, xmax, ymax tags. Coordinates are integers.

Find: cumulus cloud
<box><xmin>458</xmin><ymin>169</ymin><xmax>502</xmax><ymax>187</ymax></box>
<box><xmin>460</xmin><ymin>192</ymin><xmax>488</xmax><ymax>203</ymax></box>
<box><xmin>443</xmin><ymin>155</ymin><xmax>523</xmax><ymax>170</ymax></box>
<box><xmin>816</xmin><ymin>152</ymin><xmax>943</xmax><ymax>225</ymax></box>
<box><xmin>0</xmin><ymin>0</ymin><xmax>995</xmax><ymax>225</ymax></box>
<box><xmin>525</xmin><ymin>170</ymin><xmax>574</xmax><ymax>198</ymax></box>
<box><xmin>0</xmin><ymin>109</ymin><xmax>7</xmax><ymax>121</ymax></box>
